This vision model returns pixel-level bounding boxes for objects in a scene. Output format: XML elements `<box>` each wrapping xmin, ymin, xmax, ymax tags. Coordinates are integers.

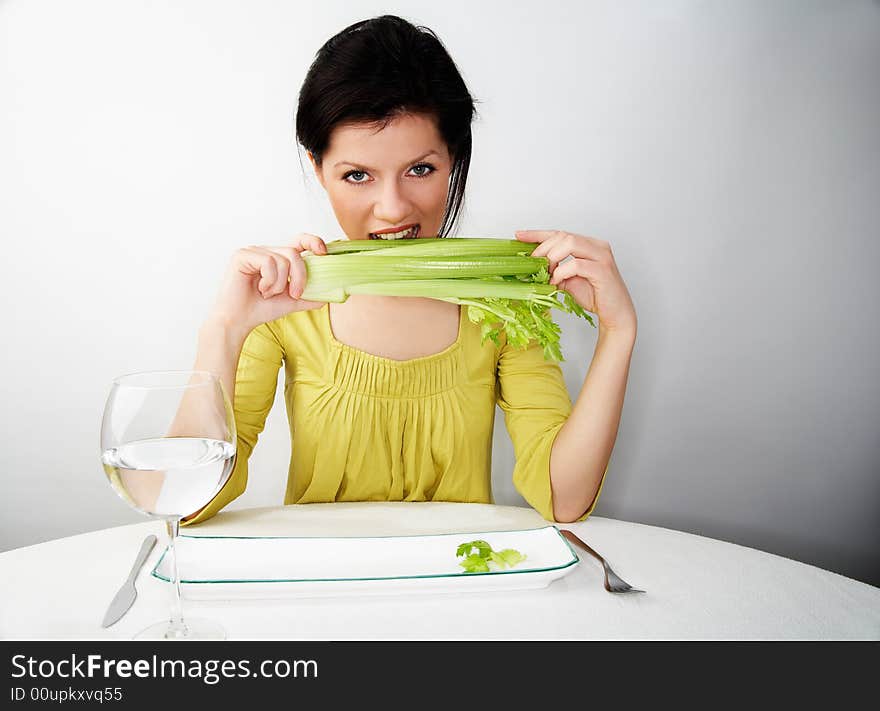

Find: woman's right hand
<box><xmin>207</xmin><ymin>233</ymin><xmax>328</xmax><ymax>337</ymax></box>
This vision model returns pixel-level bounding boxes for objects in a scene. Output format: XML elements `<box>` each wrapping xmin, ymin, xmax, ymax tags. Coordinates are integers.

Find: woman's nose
<box><xmin>373</xmin><ymin>181</ymin><xmax>413</xmax><ymax>224</ymax></box>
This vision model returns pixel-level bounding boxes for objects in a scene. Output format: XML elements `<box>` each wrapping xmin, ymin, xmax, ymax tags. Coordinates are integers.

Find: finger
<box><xmin>265</xmin><ymin>239</ymin><xmax>323</xmax><ymax>263</ymax></box>
<box><xmin>287</xmin><ymin>251</ymin><xmax>308</xmax><ymax>299</ymax></box>
<box><xmin>524</xmin><ymin>232</ymin><xmax>566</xmax><ymax>259</ymax></box>
<box><xmin>267</xmin><ymin>253</ymin><xmax>291</xmax><ymax>297</ymax></box>
<box><xmin>514</xmin><ymin>229</ymin><xmax>558</xmax><ymax>243</ymax></box>
<box><xmin>265</xmin><ymin>245</ymin><xmax>298</xmax><ymax>262</ymax></box>
<box><xmin>285</xmin><ymin>232</ymin><xmax>327</xmax><ymax>255</ymax></box>
<box><xmin>249</xmin><ymin>248</ymin><xmax>291</xmax><ymax>298</ymax></box>
<box><xmin>240</xmin><ymin>248</ymin><xmax>279</xmax><ymax>296</ymax></box>
<box><xmin>548</xmin><ymin>257</ymin><xmax>599</xmax><ymax>285</ymax></box>
<box><xmin>260</xmin><ymin>247</ymin><xmax>309</xmax><ymax>298</ymax></box>
<box><xmin>543</xmin><ymin>236</ymin><xmax>605</xmax><ymax>265</ymax></box>
<box><xmin>557</xmin><ymin>276</ymin><xmax>596</xmax><ymax>312</ymax></box>
<box><xmin>519</xmin><ymin>230</ymin><xmax>612</xmax><ymax>261</ymax></box>
<box><xmin>299</xmin><ymin>233</ymin><xmax>327</xmax><ymax>255</ymax></box>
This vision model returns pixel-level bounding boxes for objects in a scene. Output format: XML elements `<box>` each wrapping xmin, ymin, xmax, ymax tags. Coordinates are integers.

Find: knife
<box><xmin>101</xmin><ymin>534</ymin><xmax>158</xmax><ymax>628</ymax></box>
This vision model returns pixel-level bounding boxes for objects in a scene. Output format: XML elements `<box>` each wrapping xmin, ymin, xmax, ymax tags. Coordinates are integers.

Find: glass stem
<box><xmin>165</xmin><ymin>517</ymin><xmax>188</xmax><ymax>639</ymax></box>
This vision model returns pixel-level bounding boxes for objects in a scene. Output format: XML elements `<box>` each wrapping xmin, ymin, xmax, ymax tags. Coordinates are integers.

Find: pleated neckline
<box><xmin>321</xmin><ymin>304</ymin><xmax>465</xmax><ymax>397</ymax></box>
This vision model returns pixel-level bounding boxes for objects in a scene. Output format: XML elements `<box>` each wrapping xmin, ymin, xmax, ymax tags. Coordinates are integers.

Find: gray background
<box><xmin>1</xmin><ymin>0</ymin><xmax>877</xmax><ymax>586</ymax></box>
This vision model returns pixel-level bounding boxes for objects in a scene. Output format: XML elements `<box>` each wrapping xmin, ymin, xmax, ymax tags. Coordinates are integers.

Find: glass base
<box><xmin>134</xmin><ymin>617</ymin><xmax>226</xmax><ymax>641</ymax></box>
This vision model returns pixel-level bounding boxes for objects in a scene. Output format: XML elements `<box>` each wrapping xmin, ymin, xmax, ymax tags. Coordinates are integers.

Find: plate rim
<box><xmin>150</xmin><ymin>525</ymin><xmax>579</xmax><ymax>585</ymax></box>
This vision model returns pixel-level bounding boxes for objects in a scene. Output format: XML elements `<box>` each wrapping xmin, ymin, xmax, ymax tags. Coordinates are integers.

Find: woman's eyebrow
<box><xmin>333</xmin><ymin>151</ymin><xmax>440</xmax><ymax>170</ymax></box>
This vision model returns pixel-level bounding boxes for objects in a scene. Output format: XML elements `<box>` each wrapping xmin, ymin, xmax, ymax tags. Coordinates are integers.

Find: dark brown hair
<box><xmin>295</xmin><ymin>15</ymin><xmax>477</xmax><ymax>236</ymax></box>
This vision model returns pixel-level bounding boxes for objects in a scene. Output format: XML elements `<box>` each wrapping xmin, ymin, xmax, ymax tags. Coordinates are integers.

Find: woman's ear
<box><xmin>307</xmin><ymin>151</ymin><xmax>325</xmax><ymax>189</ymax></box>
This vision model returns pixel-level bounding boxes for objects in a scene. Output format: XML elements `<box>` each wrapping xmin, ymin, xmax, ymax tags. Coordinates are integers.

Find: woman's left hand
<box><xmin>515</xmin><ymin>230</ymin><xmax>637</xmax><ymax>336</ymax></box>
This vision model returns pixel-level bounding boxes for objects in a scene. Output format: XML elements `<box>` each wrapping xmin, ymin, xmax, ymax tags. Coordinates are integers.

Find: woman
<box><xmin>183</xmin><ymin>15</ymin><xmax>637</xmax><ymax>526</ymax></box>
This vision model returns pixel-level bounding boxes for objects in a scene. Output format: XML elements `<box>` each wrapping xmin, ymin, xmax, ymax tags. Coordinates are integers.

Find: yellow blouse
<box><xmin>183</xmin><ymin>303</ymin><xmax>605</xmax><ymax>526</ymax></box>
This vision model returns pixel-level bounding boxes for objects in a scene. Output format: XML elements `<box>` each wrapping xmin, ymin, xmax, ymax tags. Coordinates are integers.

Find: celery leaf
<box><xmin>457</xmin><ymin>540</ymin><xmax>527</xmax><ymax>574</ymax></box>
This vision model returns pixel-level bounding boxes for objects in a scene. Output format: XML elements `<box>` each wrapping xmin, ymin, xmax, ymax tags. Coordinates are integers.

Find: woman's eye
<box><xmin>344</xmin><ymin>170</ymin><xmax>368</xmax><ymax>184</ymax></box>
<box><xmin>410</xmin><ymin>163</ymin><xmax>435</xmax><ymax>177</ymax></box>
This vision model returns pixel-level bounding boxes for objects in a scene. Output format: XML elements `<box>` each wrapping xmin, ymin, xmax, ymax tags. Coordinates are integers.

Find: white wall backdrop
<box><xmin>1</xmin><ymin>0</ymin><xmax>878</xmax><ymax>585</ymax></box>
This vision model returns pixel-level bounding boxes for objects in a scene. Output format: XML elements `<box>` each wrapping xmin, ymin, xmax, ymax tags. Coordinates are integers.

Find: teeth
<box><xmin>371</xmin><ymin>226</ymin><xmax>418</xmax><ymax>240</ymax></box>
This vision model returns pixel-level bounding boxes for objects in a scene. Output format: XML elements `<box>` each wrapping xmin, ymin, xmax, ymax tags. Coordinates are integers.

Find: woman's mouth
<box><xmin>369</xmin><ymin>224</ymin><xmax>420</xmax><ymax>240</ymax></box>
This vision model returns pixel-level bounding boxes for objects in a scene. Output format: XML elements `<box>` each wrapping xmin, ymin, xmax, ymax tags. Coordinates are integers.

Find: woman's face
<box><xmin>309</xmin><ymin>112</ymin><xmax>452</xmax><ymax>240</ymax></box>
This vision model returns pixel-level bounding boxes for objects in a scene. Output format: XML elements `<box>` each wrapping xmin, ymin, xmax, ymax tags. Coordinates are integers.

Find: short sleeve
<box><xmin>496</xmin><ymin>337</ymin><xmax>606</xmax><ymax>523</ymax></box>
<box><xmin>182</xmin><ymin>322</ymin><xmax>283</xmax><ymax>526</ymax></box>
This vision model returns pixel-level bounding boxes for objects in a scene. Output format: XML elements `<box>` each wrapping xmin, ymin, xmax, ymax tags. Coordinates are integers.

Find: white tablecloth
<box><xmin>1</xmin><ymin>502</ymin><xmax>877</xmax><ymax>640</ymax></box>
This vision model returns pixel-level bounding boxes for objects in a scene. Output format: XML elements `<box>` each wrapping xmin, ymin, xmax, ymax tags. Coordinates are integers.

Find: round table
<box><xmin>1</xmin><ymin>502</ymin><xmax>877</xmax><ymax>640</ymax></box>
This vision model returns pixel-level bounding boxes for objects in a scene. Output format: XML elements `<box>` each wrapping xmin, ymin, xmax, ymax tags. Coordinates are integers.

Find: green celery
<box><xmin>303</xmin><ymin>256</ymin><xmax>547</xmax><ymax>287</ymax></box>
<box><xmin>456</xmin><ymin>539</ymin><xmax>527</xmax><ymax>573</ymax></box>
<box><xmin>320</xmin><ymin>237</ymin><xmax>534</xmax><ymax>258</ymax></box>
<box><xmin>298</xmin><ymin>238</ymin><xmax>596</xmax><ymax>361</ymax></box>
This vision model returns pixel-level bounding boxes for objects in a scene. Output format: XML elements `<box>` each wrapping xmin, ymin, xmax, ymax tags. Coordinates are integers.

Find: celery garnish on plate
<box><xmin>456</xmin><ymin>540</ymin><xmax>527</xmax><ymax>574</ymax></box>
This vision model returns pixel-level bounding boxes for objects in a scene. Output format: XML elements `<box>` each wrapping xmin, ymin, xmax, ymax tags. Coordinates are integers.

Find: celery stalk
<box><xmin>321</xmin><ymin>238</ymin><xmax>534</xmax><ymax>258</ymax></box>
<box><xmin>297</xmin><ymin>237</ymin><xmax>595</xmax><ymax>361</ymax></box>
<box><xmin>342</xmin><ymin>279</ymin><xmax>557</xmax><ymax>300</ymax></box>
<box><xmin>303</xmin><ymin>256</ymin><xmax>546</xmax><ymax>286</ymax></box>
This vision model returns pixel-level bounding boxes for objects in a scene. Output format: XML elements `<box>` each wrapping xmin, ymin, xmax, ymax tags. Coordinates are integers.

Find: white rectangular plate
<box><xmin>151</xmin><ymin>526</ymin><xmax>579</xmax><ymax>599</ymax></box>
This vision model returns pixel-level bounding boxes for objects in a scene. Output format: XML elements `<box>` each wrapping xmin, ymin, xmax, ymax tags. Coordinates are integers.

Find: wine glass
<box><xmin>100</xmin><ymin>370</ymin><xmax>236</xmax><ymax>640</ymax></box>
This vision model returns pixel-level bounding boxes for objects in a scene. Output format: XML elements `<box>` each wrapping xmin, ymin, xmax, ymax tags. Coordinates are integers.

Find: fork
<box><xmin>560</xmin><ymin>529</ymin><xmax>645</xmax><ymax>594</ymax></box>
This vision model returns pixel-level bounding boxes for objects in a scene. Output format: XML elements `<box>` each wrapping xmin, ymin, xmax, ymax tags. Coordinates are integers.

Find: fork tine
<box><xmin>561</xmin><ymin>528</ymin><xmax>645</xmax><ymax>594</ymax></box>
<box><xmin>606</xmin><ymin>568</ymin><xmax>644</xmax><ymax>594</ymax></box>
